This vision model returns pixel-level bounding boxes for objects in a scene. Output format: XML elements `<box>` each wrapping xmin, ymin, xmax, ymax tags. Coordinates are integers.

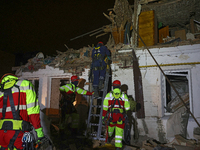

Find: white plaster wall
<box><xmin>113</xmin><ymin>44</ymin><xmax>200</xmax><ymax>142</ymax></box>
<box><xmin>136</xmin><ymin>44</ymin><xmax>200</xmax><ymax>66</ymax></box>
<box><xmin>112</xmin><ymin>67</ymin><xmax>134</xmax><ymax>96</ymax></box>
<box><xmin>141</xmin><ymin>68</ymin><xmax>160</xmax><ymax>117</ymax></box>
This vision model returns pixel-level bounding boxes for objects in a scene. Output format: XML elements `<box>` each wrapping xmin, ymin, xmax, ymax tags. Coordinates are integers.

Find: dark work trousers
<box><xmin>76</xmin><ymin>104</ymin><xmax>88</xmax><ymax>134</ymax></box>
<box><xmin>93</xmin><ymin>68</ymin><xmax>106</xmax><ymax>87</ymax></box>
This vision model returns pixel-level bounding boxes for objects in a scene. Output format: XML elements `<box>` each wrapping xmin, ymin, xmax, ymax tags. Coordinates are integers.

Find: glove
<box><xmin>102</xmin><ymin>117</ymin><xmax>105</xmax><ymax>124</ymax></box>
<box><xmin>34</xmin><ymin>135</ymin><xmax>53</xmax><ymax>150</ymax></box>
<box><xmin>102</xmin><ymin>116</ymin><xmax>108</xmax><ymax>125</ymax></box>
<box><xmin>35</xmin><ymin>127</ymin><xmax>44</xmax><ymax>139</ymax></box>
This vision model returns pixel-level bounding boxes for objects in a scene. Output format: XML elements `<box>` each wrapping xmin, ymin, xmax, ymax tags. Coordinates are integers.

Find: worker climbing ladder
<box><xmin>86</xmin><ymin>71</ymin><xmax>111</xmax><ymax>140</ymax></box>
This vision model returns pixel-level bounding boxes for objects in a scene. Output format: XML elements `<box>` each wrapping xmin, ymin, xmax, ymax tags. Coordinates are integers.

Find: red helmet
<box><xmin>71</xmin><ymin>75</ymin><xmax>79</xmax><ymax>82</ymax></box>
<box><xmin>98</xmin><ymin>41</ymin><xmax>103</xmax><ymax>45</ymax></box>
<box><xmin>112</xmin><ymin>80</ymin><xmax>121</xmax><ymax>87</ymax></box>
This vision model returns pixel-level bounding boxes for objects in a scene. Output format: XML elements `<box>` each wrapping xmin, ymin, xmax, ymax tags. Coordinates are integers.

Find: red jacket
<box><xmin>0</xmin><ymin>75</ymin><xmax>42</xmax><ymax>149</ymax></box>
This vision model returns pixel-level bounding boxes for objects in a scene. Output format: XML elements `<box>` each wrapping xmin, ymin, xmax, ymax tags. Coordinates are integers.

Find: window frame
<box><xmin>161</xmin><ymin>69</ymin><xmax>193</xmax><ymax>116</ymax></box>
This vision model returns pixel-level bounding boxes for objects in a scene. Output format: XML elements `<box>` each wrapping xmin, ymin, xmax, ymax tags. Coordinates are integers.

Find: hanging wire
<box><xmin>132</xmin><ymin>25</ymin><xmax>200</xmax><ymax>127</ymax></box>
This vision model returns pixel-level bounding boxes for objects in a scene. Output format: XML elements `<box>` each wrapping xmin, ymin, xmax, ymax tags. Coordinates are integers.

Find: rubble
<box><xmin>49</xmin><ymin>125</ymin><xmax>200</xmax><ymax>150</ymax></box>
<box><xmin>164</xmin><ymin>134</ymin><xmax>200</xmax><ymax>150</ymax></box>
<box><xmin>49</xmin><ymin>113</ymin><xmax>199</xmax><ymax>149</ymax></box>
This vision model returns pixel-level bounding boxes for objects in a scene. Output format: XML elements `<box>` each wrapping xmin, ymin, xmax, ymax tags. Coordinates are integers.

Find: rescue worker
<box><xmin>102</xmin><ymin>80</ymin><xmax>130</xmax><ymax>150</ymax></box>
<box><xmin>0</xmin><ymin>73</ymin><xmax>50</xmax><ymax>150</ymax></box>
<box><xmin>59</xmin><ymin>75</ymin><xmax>93</xmax><ymax>138</ymax></box>
<box><xmin>91</xmin><ymin>41</ymin><xmax>111</xmax><ymax>97</ymax></box>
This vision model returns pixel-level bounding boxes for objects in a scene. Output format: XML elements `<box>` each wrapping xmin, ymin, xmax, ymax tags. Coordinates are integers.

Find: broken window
<box><xmin>162</xmin><ymin>70</ymin><xmax>191</xmax><ymax>114</ymax></box>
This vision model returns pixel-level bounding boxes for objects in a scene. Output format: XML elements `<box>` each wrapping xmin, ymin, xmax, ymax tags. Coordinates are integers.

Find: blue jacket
<box><xmin>91</xmin><ymin>44</ymin><xmax>110</xmax><ymax>68</ymax></box>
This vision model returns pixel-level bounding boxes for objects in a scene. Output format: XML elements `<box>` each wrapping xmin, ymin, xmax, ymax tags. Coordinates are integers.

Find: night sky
<box><xmin>0</xmin><ymin>1</ymin><xmax>116</xmax><ymax>57</ymax></box>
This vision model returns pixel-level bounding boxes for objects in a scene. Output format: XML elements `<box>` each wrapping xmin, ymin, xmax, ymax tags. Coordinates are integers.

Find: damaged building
<box><xmin>10</xmin><ymin>0</ymin><xmax>200</xmax><ymax>149</ymax></box>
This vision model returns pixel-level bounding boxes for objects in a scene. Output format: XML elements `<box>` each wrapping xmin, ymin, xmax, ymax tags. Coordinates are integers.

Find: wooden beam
<box><xmin>139</xmin><ymin>0</ymin><xmax>159</xmax><ymax>5</ymax></box>
<box><xmin>132</xmin><ymin>49</ymin><xmax>145</xmax><ymax>119</ymax></box>
<box><xmin>96</xmin><ymin>32</ymin><xmax>108</xmax><ymax>38</ymax></box>
<box><xmin>132</xmin><ymin>0</ymin><xmax>139</xmax><ymax>46</ymax></box>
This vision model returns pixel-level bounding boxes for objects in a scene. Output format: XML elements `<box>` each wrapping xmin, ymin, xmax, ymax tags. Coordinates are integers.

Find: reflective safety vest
<box><xmin>0</xmin><ymin>84</ymin><xmax>32</xmax><ymax>150</ymax></box>
<box><xmin>0</xmin><ymin>75</ymin><xmax>41</xmax><ymax>150</ymax></box>
<box><xmin>0</xmin><ymin>119</ymin><xmax>31</xmax><ymax>131</ymax></box>
<box><xmin>93</xmin><ymin>46</ymin><xmax>104</xmax><ymax>61</ymax></box>
<box><xmin>91</xmin><ymin>45</ymin><xmax>110</xmax><ymax>70</ymax></box>
<box><xmin>92</xmin><ymin>47</ymin><xmax>105</xmax><ymax>70</ymax></box>
<box><xmin>102</xmin><ymin>90</ymin><xmax>130</xmax><ymax>120</ymax></box>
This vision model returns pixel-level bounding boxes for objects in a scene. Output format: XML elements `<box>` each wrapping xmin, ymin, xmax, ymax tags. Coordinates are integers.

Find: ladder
<box><xmin>86</xmin><ymin>71</ymin><xmax>110</xmax><ymax>140</ymax></box>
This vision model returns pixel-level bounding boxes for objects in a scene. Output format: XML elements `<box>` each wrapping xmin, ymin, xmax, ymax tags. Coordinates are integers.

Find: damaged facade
<box><xmin>12</xmin><ymin>0</ymin><xmax>200</xmax><ymax>148</ymax></box>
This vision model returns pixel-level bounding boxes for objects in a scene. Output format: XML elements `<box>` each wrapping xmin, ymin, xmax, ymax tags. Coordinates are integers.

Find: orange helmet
<box><xmin>112</xmin><ymin>80</ymin><xmax>121</xmax><ymax>87</ymax></box>
<box><xmin>71</xmin><ymin>75</ymin><xmax>79</xmax><ymax>82</ymax></box>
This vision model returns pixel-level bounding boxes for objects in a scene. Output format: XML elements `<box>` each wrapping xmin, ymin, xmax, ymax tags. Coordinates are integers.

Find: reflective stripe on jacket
<box><xmin>0</xmin><ymin>76</ymin><xmax>42</xmax><ymax>130</ymax></box>
<box><xmin>102</xmin><ymin>91</ymin><xmax>130</xmax><ymax>119</ymax></box>
<box><xmin>59</xmin><ymin>83</ymin><xmax>92</xmax><ymax>95</ymax></box>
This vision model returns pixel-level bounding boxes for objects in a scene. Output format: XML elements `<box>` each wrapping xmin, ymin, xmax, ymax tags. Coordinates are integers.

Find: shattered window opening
<box><xmin>163</xmin><ymin>70</ymin><xmax>191</xmax><ymax>115</ymax></box>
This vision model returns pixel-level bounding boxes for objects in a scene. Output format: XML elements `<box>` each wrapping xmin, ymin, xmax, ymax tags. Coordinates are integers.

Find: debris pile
<box><xmin>164</xmin><ymin>134</ymin><xmax>200</xmax><ymax>150</ymax></box>
<box><xmin>14</xmin><ymin>47</ymin><xmax>93</xmax><ymax>76</ymax></box>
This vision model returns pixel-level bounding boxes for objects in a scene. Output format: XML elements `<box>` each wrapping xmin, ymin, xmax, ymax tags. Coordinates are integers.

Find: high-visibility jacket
<box><xmin>102</xmin><ymin>91</ymin><xmax>130</xmax><ymax>121</ymax></box>
<box><xmin>59</xmin><ymin>83</ymin><xmax>93</xmax><ymax>96</ymax></box>
<box><xmin>0</xmin><ymin>75</ymin><xmax>43</xmax><ymax>150</ymax></box>
<box><xmin>102</xmin><ymin>89</ymin><xmax>130</xmax><ymax>148</ymax></box>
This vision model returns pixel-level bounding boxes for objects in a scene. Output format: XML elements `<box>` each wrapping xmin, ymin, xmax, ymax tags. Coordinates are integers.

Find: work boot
<box><xmin>93</xmin><ymin>86</ymin><xmax>99</xmax><ymax>98</ymax></box>
<box><xmin>98</xmin><ymin>79</ymin><xmax>104</xmax><ymax>90</ymax></box>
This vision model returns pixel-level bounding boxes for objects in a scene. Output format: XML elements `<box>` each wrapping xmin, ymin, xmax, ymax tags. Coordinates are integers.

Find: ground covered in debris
<box><xmin>49</xmin><ymin>119</ymin><xmax>93</xmax><ymax>150</ymax></box>
<box><xmin>48</xmin><ymin>116</ymin><xmax>200</xmax><ymax>150</ymax></box>
<box><xmin>51</xmin><ymin>135</ymin><xmax>93</xmax><ymax>150</ymax></box>
<box><xmin>49</xmin><ymin>120</ymin><xmax>135</xmax><ymax>150</ymax></box>
<box><xmin>50</xmin><ymin>125</ymin><xmax>200</xmax><ymax>150</ymax></box>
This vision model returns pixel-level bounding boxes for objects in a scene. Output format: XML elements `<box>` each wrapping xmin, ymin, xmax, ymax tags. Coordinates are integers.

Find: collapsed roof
<box><xmin>13</xmin><ymin>0</ymin><xmax>200</xmax><ymax>75</ymax></box>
